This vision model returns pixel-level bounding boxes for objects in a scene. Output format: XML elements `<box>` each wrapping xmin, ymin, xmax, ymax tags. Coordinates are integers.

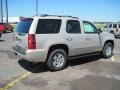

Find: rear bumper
<box><xmin>12</xmin><ymin>46</ymin><xmax>48</xmax><ymax>62</ymax></box>
<box><xmin>115</xmin><ymin>32</ymin><xmax>120</xmax><ymax>37</ymax></box>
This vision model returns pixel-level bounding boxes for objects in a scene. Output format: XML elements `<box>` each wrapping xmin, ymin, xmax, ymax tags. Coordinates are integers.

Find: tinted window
<box><xmin>36</xmin><ymin>19</ymin><xmax>61</xmax><ymax>34</ymax></box>
<box><xmin>109</xmin><ymin>24</ymin><xmax>112</xmax><ymax>28</ymax></box>
<box><xmin>66</xmin><ymin>20</ymin><xmax>81</xmax><ymax>33</ymax></box>
<box><xmin>119</xmin><ymin>24</ymin><xmax>120</xmax><ymax>28</ymax></box>
<box><xmin>16</xmin><ymin>19</ymin><xmax>33</xmax><ymax>33</ymax></box>
<box><xmin>113</xmin><ymin>24</ymin><xmax>117</xmax><ymax>28</ymax></box>
<box><xmin>83</xmin><ymin>22</ymin><xmax>97</xmax><ymax>33</ymax></box>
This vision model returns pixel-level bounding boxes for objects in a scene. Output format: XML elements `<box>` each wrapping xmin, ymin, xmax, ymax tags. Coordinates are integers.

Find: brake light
<box><xmin>0</xmin><ymin>26</ymin><xmax>4</xmax><ymax>31</ymax></box>
<box><xmin>28</xmin><ymin>34</ymin><xmax>36</xmax><ymax>49</ymax></box>
<box><xmin>116</xmin><ymin>28</ymin><xmax>118</xmax><ymax>32</ymax></box>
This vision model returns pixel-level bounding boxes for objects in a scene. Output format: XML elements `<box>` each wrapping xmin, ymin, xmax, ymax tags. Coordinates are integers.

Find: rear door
<box><xmin>65</xmin><ymin>20</ymin><xmax>87</xmax><ymax>56</ymax></box>
<box><xmin>82</xmin><ymin>21</ymin><xmax>101</xmax><ymax>53</ymax></box>
<box><xmin>15</xmin><ymin>18</ymin><xmax>33</xmax><ymax>50</ymax></box>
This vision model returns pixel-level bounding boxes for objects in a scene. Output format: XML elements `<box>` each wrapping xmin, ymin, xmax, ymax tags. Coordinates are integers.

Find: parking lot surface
<box><xmin>0</xmin><ymin>33</ymin><xmax>120</xmax><ymax>90</ymax></box>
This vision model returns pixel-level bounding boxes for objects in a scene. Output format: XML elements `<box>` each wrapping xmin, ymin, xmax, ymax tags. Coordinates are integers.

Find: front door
<box><xmin>82</xmin><ymin>21</ymin><xmax>101</xmax><ymax>53</ymax></box>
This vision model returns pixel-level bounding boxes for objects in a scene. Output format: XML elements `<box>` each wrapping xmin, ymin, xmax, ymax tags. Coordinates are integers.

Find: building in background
<box><xmin>3</xmin><ymin>16</ymin><xmax>23</xmax><ymax>24</ymax></box>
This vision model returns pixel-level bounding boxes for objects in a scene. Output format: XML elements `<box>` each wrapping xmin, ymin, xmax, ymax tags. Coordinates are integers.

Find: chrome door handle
<box><xmin>86</xmin><ymin>37</ymin><xmax>91</xmax><ymax>40</ymax></box>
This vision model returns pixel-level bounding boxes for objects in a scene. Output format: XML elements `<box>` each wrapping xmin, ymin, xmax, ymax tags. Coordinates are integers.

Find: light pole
<box><xmin>5</xmin><ymin>0</ymin><xmax>8</xmax><ymax>24</ymax></box>
<box><xmin>0</xmin><ymin>0</ymin><xmax>3</xmax><ymax>23</ymax></box>
<box><xmin>36</xmin><ymin>0</ymin><xmax>38</xmax><ymax>16</ymax></box>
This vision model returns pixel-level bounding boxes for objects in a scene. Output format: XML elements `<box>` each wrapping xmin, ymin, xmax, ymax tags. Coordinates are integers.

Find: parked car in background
<box><xmin>103</xmin><ymin>23</ymin><xmax>120</xmax><ymax>38</ymax></box>
<box><xmin>12</xmin><ymin>15</ymin><xmax>115</xmax><ymax>71</ymax></box>
<box><xmin>0</xmin><ymin>23</ymin><xmax>13</xmax><ymax>33</ymax></box>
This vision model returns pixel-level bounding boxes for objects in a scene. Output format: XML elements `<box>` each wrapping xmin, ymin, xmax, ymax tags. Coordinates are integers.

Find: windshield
<box><xmin>15</xmin><ymin>19</ymin><xmax>33</xmax><ymax>33</ymax></box>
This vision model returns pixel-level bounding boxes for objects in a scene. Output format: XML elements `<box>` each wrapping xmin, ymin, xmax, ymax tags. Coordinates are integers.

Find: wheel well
<box><xmin>104</xmin><ymin>40</ymin><xmax>114</xmax><ymax>47</ymax></box>
<box><xmin>47</xmin><ymin>44</ymin><xmax>69</xmax><ymax>56</ymax></box>
<box><xmin>110</xmin><ymin>31</ymin><xmax>114</xmax><ymax>33</ymax></box>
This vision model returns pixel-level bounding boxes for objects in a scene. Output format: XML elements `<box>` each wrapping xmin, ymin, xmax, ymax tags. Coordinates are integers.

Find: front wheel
<box><xmin>46</xmin><ymin>49</ymin><xmax>67</xmax><ymax>71</ymax></box>
<box><xmin>102</xmin><ymin>43</ymin><xmax>113</xmax><ymax>58</ymax></box>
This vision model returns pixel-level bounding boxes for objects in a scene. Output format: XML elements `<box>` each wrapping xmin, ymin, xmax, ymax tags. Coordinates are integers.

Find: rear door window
<box><xmin>66</xmin><ymin>20</ymin><xmax>81</xmax><ymax>33</ymax></box>
<box><xmin>36</xmin><ymin>19</ymin><xmax>61</xmax><ymax>34</ymax></box>
<box><xmin>16</xmin><ymin>18</ymin><xmax>33</xmax><ymax>33</ymax></box>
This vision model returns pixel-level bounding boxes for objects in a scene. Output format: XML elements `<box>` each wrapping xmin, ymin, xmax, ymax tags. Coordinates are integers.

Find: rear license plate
<box><xmin>15</xmin><ymin>36</ymin><xmax>21</xmax><ymax>46</ymax></box>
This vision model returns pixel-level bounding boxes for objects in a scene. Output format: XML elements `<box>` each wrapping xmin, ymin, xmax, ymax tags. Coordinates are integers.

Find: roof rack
<box><xmin>33</xmin><ymin>14</ymin><xmax>79</xmax><ymax>19</ymax></box>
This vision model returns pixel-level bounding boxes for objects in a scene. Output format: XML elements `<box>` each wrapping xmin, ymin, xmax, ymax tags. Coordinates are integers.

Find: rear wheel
<box><xmin>102</xmin><ymin>43</ymin><xmax>113</xmax><ymax>58</ymax></box>
<box><xmin>46</xmin><ymin>49</ymin><xmax>67</xmax><ymax>71</ymax></box>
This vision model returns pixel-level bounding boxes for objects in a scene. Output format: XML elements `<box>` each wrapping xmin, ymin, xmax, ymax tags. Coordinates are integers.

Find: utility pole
<box><xmin>5</xmin><ymin>0</ymin><xmax>8</xmax><ymax>24</ymax></box>
<box><xmin>36</xmin><ymin>0</ymin><xmax>38</xmax><ymax>16</ymax></box>
<box><xmin>0</xmin><ymin>0</ymin><xmax>3</xmax><ymax>23</ymax></box>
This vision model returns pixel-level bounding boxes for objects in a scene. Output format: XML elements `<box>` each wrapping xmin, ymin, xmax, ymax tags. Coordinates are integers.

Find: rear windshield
<box><xmin>119</xmin><ymin>24</ymin><xmax>120</xmax><ymax>28</ymax></box>
<box><xmin>36</xmin><ymin>19</ymin><xmax>61</xmax><ymax>34</ymax></box>
<box><xmin>15</xmin><ymin>19</ymin><xmax>33</xmax><ymax>33</ymax></box>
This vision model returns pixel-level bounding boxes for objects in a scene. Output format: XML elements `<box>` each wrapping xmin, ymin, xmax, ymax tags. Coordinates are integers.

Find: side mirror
<box><xmin>97</xmin><ymin>28</ymin><xmax>102</xmax><ymax>34</ymax></box>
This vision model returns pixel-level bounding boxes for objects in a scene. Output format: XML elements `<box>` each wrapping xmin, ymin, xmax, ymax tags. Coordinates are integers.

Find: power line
<box><xmin>0</xmin><ymin>0</ymin><xmax>3</xmax><ymax>23</ymax></box>
<box><xmin>36</xmin><ymin>0</ymin><xmax>38</xmax><ymax>16</ymax></box>
<box><xmin>5</xmin><ymin>0</ymin><xmax>8</xmax><ymax>24</ymax></box>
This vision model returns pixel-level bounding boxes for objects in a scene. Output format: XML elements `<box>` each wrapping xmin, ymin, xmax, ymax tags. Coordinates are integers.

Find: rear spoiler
<box><xmin>20</xmin><ymin>17</ymin><xmax>33</xmax><ymax>21</ymax></box>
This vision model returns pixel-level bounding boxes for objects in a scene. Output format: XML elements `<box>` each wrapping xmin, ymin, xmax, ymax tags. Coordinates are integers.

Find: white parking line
<box><xmin>111</xmin><ymin>55</ymin><xmax>116</xmax><ymax>61</ymax></box>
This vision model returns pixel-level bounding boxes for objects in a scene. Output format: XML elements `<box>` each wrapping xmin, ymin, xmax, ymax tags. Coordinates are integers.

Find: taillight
<box><xmin>28</xmin><ymin>34</ymin><xmax>36</xmax><ymax>49</ymax></box>
<box><xmin>0</xmin><ymin>26</ymin><xmax>4</xmax><ymax>31</ymax></box>
<box><xmin>116</xmin><ymin>28</ymin><xmax>118</xmax><ymax>32</ymax></box>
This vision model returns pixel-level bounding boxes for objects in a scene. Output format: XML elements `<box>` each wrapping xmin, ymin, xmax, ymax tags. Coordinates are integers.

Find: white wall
<box><xmin>3</xmin><ymin>17</ymin><xmax>21</xmax><ymax>23</ymax></box>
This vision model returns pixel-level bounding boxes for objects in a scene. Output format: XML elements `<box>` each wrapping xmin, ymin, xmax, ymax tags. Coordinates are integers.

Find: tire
<box><xmin>3</xmin><ymin>30</ymin><xmax>6</xmax><ymax>33</ymax></box>
<box><xmin>102</xmin><ymin>43</ymin><xmax>113</xmax><ymax>58</ymax></box>
<box><xmin>46</xmin><ymin>49</ymin><xmax>67</xmax><ymax>71</ymax></box>
<box><xmin>11</xmin><ymin>29</ymin><xmax>13</xmax><ymax>32</ymax></box>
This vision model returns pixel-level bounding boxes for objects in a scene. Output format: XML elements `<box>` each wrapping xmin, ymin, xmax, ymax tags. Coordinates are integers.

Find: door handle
<box><xmin>66</xmin><ymin>37</ymin><xmax>73</xmax><ymax>41</ymax></box>
<box><xmin>86</xmin><ymin>37</ymin><xmax>91</xmax><ymax>40</ymax></box>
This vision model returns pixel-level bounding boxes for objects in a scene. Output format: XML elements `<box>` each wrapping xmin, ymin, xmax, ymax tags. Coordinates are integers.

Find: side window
<box><xmin>36</xmin><ymin>19</ymin><xmax>61</xmax><ymax>34</ymax></box>
<box><xmin>83</xmin><ymin>21</ymin><xmax>97</xmax><ymax>33</ymax></box>
<box><xmin>109</xmin><ymin>24</ymin><xmax>112</xmax><ymax>28</ymax></box>
<box><xmin>113</xmin><ymin>24</ymin><xmax>117</xmax><ymax>28</ymax></box>
<box><xmin>66</xmin><ymin>20</ymin><xmax>81</xmax><ymax>33</ymax></box>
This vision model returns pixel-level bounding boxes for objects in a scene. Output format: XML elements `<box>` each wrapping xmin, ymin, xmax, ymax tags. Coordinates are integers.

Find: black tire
<box><xmin>10</xmin><ymin>30</ymin><xmax>13</xmax><ymax>32</ymax></box>
<box><xmin>110</xmin><ymin>31</ymin><xmax>114</xmax><ymax>34</ymax></box>
<box><xmin>46</xmin><ymin>49</ymin><xmax>67</xmax><ymax>71</ymax></box>
<box><xmin>3</xmin><ymin>30</ymin><xmax>6</xmax><ymax>33</ymax></box>
<box><xmin>102</xmin><ymin>43</ymin><xmax>113</xmax><ymax>58</ymax></box>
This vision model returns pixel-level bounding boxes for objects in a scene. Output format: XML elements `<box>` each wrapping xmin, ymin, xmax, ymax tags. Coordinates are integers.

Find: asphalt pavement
<box><xmin>0</xmin><ymin>33</ymin><xmax>120</xmax><ymax>90</ymax></box>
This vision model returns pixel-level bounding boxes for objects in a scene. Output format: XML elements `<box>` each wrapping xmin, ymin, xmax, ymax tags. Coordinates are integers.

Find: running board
<box><xmin>68</xmin><ymin>52</ymin><xmax>100</xmax><ymax>60</ymax></box>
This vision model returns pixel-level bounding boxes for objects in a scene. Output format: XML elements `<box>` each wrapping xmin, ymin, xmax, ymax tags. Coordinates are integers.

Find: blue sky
<box><xmin>2</xmin><ymin>0</ymin><xmax>120</xmax><ymax>22</ymax></box>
